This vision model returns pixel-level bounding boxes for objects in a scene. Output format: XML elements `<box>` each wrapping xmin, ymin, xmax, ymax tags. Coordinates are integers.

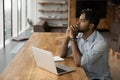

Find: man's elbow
<box><xmin>75</xmin><ymin>63</ymin><xmax>81</xmax><ymax>67</ymax></box>
<box><xmin>60</xmin><ymin>54</ymin><xmax>66</xmax><ymax>58</ymax></box>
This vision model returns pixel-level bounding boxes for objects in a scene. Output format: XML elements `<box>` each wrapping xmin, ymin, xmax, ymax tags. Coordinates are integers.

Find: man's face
<box><xmin>76</xmin><ymin>13</ymin><xmax>90</xmax><ymax>33</ymax></box>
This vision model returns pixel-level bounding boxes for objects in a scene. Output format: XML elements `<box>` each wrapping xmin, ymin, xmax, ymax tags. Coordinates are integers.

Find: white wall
<box><xmin>27</xmin><ymin>0</ymin><xmax>32</xmax><ymax>27</ymax></box>
<box><xmin>0</xmin><ymin>0</ymin><xmax>4</xmax><ymax>48</ymax></box>
<box><xmin>31</xmin><ymin>0</ymin><xmax>37</xmax><ymax>25</ymax></box>
<box><xmin>26</xmin><ymin>0</ymin><xmax>37</xmax><ymax>26</ymax></box>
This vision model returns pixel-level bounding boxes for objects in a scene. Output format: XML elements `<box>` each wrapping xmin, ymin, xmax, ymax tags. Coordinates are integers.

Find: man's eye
<box><xmin>79</xmin><ymin>19</ymin><xmax>85</xmax><ymax>22</ymax></box>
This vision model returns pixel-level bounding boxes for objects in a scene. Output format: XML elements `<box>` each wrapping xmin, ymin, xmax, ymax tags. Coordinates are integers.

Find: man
<box><xmin>60</xmin><ymin>9</ymin><xmax>111</xmax><ymax>80</ymax></box>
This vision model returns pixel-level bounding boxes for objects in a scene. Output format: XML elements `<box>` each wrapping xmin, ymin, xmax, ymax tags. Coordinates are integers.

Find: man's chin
<box><xmin>78</xmin><ymin>30</ymin><xmax>85</xmax><ymax>33</ymax></box>
<box><xmin>78</xmin><ymin>29</ymin><xmax>89</xmax><ymax>33</ymax></box>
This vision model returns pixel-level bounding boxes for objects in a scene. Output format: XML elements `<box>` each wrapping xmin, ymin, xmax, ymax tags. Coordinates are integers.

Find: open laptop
<box><xmin>31</xmin><ymin>46</ymin><xmax>75</xmax><ymax>75</ymax></box>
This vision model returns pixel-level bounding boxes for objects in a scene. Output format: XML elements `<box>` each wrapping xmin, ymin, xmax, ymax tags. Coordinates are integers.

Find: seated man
<box><xmin>60</xmin><ymin>8</ymin><xmax>111</xmax><ymax>80</ymax></box>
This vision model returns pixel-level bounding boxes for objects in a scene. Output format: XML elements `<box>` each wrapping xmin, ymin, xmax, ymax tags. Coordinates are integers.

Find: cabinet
<box><xmin>37</xmin><ymin>0</ymin><xmax>70</xmax><ymax>28</ymax></box>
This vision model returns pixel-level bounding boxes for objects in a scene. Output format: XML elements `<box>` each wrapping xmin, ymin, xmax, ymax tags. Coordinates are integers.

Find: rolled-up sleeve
<box><xmin>81</xmin><ymin>41</ymin><xmax>109</xmax><ymax>66</ymax></box>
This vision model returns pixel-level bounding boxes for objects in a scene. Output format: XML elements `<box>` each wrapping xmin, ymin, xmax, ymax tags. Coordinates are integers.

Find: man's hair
<box><xmin>81</xmin><ymin>8</ymin><xmax>100</xmax><ymax>29</ymax></box>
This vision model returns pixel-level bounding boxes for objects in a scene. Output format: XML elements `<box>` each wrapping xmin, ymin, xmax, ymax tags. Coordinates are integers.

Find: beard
<box><xmin>77</xmin><ymin>26</ymin><xmax>89</xmax><ymax>33</ymax></box>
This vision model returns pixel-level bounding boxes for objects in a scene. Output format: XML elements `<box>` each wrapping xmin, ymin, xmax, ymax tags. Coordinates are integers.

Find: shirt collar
<box><xmin>77</xmin><ymin>30</ymin><xmax>97</xmax><ymax>42</ymax></box>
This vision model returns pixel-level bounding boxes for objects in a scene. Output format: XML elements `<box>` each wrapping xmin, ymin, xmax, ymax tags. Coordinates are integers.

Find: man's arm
<box><xmin>60</xmin><ymin>26</ymin><xmax>71</xmax><ymax>58</ymax></box>
<box><xmin>60</xmin><ymin>25</ymin><xmax>82</xmax><ymax>67</ymax></box>
<box><xmin>60</xmin><ymin>36</ymin><xmax>70</xmax><ymax>58</ymax></box>
<box><xmin>71</xmin><ymin>39</ymin><xmax>82</xmax><ymax>67</ymax></box>
<box><xmin>67</xmin><ymin>25</ymin><xmax>82</xmax><ymax>67</ymax></box>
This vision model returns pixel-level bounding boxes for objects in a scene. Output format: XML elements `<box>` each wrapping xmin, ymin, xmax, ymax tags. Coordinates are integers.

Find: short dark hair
<box><xmin>81</xmin><ymin>8</ymin><xmax>100</xmax><ymax>29</ymax></box>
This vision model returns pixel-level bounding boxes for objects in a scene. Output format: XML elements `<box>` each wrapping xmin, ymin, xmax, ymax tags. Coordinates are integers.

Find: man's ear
<box><xmin>89</xmin><ymin>24</ymin><xmax>94</xmax><ymax>29</ymax></box>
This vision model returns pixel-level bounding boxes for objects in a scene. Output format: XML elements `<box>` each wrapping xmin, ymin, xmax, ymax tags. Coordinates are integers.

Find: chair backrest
<box><xmin>34</xmin><ymin>20</ymin><xmax>50</xmax><ymax>32</ymax></box>
<box><xmin>110</xmin><ymin>23</ymin><xmax>120</xmax><ymax>35</ymax></box>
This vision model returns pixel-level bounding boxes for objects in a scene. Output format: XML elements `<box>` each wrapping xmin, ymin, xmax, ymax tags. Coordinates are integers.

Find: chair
<box><xmin>33</xmin><ymin>20</ymin><xmax>50</xmax><ymax>32</ymax></box>
<box><xmin>99</xmin><ymin>23</ymin><xmax>120</xmax><ymax>52</ymax></box>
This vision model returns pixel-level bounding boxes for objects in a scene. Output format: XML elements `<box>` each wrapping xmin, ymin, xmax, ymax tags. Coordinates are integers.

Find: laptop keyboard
<box><xmin>56</xmin><ymin>67</ymin><xmax>66</xmax><ymax>73</ymax></box>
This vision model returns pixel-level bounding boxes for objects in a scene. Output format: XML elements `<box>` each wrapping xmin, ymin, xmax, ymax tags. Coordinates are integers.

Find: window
<box><xmin>4</xmin><ymin>0</ymin><xmax>12</xmax><ymax>40</ymax></box>
<box><xmin>17</xmin><ymin>0</ymin><xmax>22</xmax><ymax>34</ymax></box>
<box><xmin>0</xmin><ymin>0</ymin><xmax>31</xmax><ymax>48</ymax></box>
<box><xmin>0</xmin><ymin>0</ymin><xmax>4</xmax><ymax>48</ymax></box>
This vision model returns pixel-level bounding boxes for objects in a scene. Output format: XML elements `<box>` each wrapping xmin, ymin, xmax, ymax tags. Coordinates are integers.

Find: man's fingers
<box><xmin>69</xmin><ymin>25</ymin><xmax>74</xmax><ymax>30</ymax></box>
<box><xmin>69</xmin><ymin>25</ymin><xmax>78</xmax><ymax>31</ymax></box>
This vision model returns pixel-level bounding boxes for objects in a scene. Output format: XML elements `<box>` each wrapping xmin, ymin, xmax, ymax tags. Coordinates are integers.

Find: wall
<box><xmin>31</xmin><ymin>0</ymin><xmax>37</xmax><ymax>24</ymax></box>
<box><xmin>70</xmin><ymin>0</ymin><xmax>114</xmax><ymax>30</ymax></box>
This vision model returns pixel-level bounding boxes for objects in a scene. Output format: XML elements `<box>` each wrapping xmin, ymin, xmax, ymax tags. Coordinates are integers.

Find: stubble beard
<box><xmin>77</xmin><ymin>26</ymin><xmax>89</xmax><ymax>33</ymax></box>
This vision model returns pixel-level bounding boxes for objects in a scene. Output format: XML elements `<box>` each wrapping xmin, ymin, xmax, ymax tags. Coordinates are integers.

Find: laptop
<box><xmin>31</xmin><ymin>46</ymin><xmax>75</xmax><ymax>75</ymax></box>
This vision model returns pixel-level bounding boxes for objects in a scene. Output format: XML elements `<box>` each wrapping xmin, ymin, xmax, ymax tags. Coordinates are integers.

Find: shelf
<box><xmin>38</xmin><ymin>9</ymin><xmax>68</xmax><ymax>12</ymax></box>
<box><xmin>39</xmin><ymin>1</ymin><xmax>67</xmax><ymax>5</ymax></box>
<box><xmin>37</xmin><ymin>0</ymin><xmax>69</xmax><ymax>32</ymax></box>
<box><xmin>50</xmin><ymin>25</ymin><xmax>67</xmax><ymax>28</ymax></box>
<box><xmin>48</xmin><ymin>23</ymin><xmax>68</xmax><ymax>27</ymax></box>
<box><xmin>39</xmin><ymin>17</ymin><xmax>68</xmax><ymax>20</ymax></box>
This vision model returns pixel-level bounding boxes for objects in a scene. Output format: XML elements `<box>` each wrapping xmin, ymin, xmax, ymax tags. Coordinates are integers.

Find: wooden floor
<box><xmin>109</xmin><ymin>49</ymin><xmax>120</xmax><ymax>80</ymax></box>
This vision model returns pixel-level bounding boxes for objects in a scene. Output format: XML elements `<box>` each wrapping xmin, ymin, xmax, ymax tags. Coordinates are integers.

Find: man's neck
<box><xmin>83</xmin><ymin>30</ymin><xmax>95</xmax><ymax>40</ymax></box>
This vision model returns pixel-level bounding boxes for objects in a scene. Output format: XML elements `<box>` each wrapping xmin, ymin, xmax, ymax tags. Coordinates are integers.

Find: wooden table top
<box><xmin>0</xmin><ymin>32</ymin><xmax>88</xmax><ymax>80</ymax></box>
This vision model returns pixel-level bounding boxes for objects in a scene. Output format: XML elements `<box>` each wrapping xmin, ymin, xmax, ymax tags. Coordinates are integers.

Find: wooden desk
<box><xmin>0</xmin><ymin>32</ymin><xmax>88</xmax><ymax>80</ymax></box>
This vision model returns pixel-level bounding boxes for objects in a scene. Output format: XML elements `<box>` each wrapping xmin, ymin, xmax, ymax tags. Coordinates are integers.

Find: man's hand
<box><xmin>68</xmin><ymin>25</ymin><xmax>78</xmax><ymax>38</ymax></box>
<box><xmin>66</xmin><ymin>28</ymin><xmax>70</xmax><ymax>39</ymax></box>
<box><xmin>60</xmin><ymin>25</ymin><xmax>79</xmax><ymax>58</ymax></box>
<box><xmin>66</xmin><ymin>25</ymin><xmax>81</xmax><ymax>67</ymax></box>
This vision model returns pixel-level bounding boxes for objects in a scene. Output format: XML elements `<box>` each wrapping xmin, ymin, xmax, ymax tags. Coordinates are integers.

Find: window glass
<box><xmin>17</xmin><ymin>0</ymin><xmax>22</xmax><ymax>34</ymax></box>
<box><xmin>4</xmin><ymin>0</ymin><xmax>12</xmax><ymax>40</ymax></box>
<box><xmin>0</xmin><ymin>0</ymin><xmax>4</xmax><ymax>48</ymax></box>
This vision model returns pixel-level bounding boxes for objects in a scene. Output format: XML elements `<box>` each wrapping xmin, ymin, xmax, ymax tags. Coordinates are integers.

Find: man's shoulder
<box><xmin>95</xmin><ymin>31</ymin><xmax>109</xmax><ymax>46</ymax></box>
<box><xmin>96</xmin><ymin>31</ymin><xmax>106</xmax><ymax>41</ymax></box>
